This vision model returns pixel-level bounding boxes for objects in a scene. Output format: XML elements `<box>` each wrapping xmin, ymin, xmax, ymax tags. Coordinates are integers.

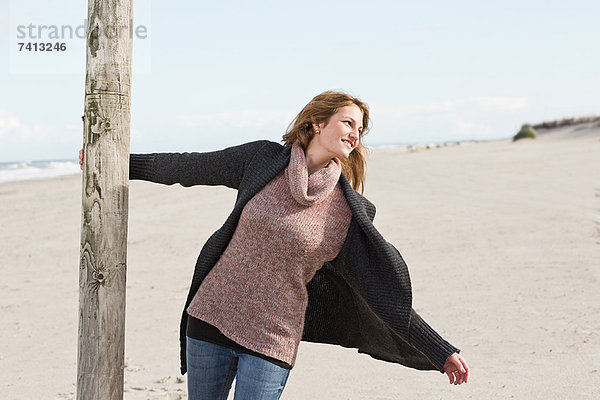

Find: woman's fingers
<box><xmin>447</xmin><ymin>362</ymin><xmax>468</xmax><ymax>385</ymax></box>
<box><xmin>443</xmin><ymin>353</ymin><xmax>470</xmax><ymax>385</ymax></box>
<box><xmin>453</xmin><ymin>369</ymin><xmax>465</xmax><ymax>385</ymax></box>
<box><xmin>458</xmin><ymin>355</ymin><xmax>470</xmax><ymax>383</ymax></box>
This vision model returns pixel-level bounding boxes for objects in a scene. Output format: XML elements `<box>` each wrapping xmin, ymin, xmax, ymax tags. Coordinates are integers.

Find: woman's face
<box><xmin>312</xmin><ymin>105</ymin><xmax>363</xmax><ymax>160</ymax></box>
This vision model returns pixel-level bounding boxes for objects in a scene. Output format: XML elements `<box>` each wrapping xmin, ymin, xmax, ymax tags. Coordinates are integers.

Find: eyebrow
<box><xmin>341</xmin><ymin>115</ymin><xmax>363</xmax><ymax>130</ymax></box>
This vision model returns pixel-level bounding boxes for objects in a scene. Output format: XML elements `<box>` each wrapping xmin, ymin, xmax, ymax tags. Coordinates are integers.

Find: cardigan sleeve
<box><xmin>408</xmin><ymin>309</ymin><xmax>461</xmax><ymax>373</ymax></box>
<box><xmin>129</xmin><ymin>140</ymin><xmax>271</xmax><ymax>189</ymax></box>
<box><xmin>385</xmin><ymin>240</ymin><xmax>460</xmax><ymax>372</ymax></box>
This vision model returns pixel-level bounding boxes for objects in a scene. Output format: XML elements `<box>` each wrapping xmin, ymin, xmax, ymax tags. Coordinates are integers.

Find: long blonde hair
<box><xmin>282</xmin><ymin>90</ymin><xmax>371</xmax><ymax>193</ymax></box>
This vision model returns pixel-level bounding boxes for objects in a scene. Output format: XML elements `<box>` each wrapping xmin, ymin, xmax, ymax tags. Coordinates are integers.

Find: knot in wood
<box><xmin>92</xmin><ymin>271</ymin><xmax>106</xmax><ymax>284</ymax></box>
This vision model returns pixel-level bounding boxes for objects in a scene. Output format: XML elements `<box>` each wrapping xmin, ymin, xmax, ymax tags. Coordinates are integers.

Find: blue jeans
<box><xmin>186</xmin><ymin>337</ymin><xmax>291</xmax><ymax>400</ymax></box>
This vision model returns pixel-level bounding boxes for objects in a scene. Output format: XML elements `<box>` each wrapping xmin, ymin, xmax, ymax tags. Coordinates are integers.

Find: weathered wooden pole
<box><xmin>78</xmin><ymin>1</ymin><xmax>133</xmax><ymax>399</ymax></box>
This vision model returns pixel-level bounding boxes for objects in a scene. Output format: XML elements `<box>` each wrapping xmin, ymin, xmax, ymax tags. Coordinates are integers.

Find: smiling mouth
<box><xmin>342</xmin><ymin>139</ymin><xmax>354</xmax><ymax>149</ymax></box>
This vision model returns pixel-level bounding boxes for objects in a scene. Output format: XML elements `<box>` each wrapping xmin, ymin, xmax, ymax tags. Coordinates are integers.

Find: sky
<box><xmin>0</xmin><ymin>0</ymin><xmax>598</xmax><ymax>162</ymax></box>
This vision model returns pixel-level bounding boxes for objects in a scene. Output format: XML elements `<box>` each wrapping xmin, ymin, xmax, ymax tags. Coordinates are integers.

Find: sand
<box><xmin>1</xmin><ymin>123</ymin><xmax>599</xmax><ymax>399</ymax></box>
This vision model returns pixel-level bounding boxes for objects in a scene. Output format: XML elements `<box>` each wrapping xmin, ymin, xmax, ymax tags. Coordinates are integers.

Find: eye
<box><xmin>344</xmin><ymin>120</ymin><xmax>363</xmax><ymax>134</ymax></box>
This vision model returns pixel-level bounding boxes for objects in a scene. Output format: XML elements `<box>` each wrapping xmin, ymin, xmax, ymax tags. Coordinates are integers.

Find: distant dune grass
<box><xmin>531</xmin><ymin>115</ymin><xmax>600</xmax><ymax>130</ymax></box>
<box><xmin>513</xmin><ymin>115</ymin><xmax>600</xmax><ymax>142</ymax></box>
<box><xmin>513</xmin><ymin>124</ymin><xmax>537</xmax><ymax>141</ymax></box>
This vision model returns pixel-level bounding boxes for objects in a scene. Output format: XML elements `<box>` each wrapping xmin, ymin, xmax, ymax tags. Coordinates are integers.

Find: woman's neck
<box><xmin>304</xmin><ymin>141</ymin><xmax>332</xmax><ymax>175</ymax></box>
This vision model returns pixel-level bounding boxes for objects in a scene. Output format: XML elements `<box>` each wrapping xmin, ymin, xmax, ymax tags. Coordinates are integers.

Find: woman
<box><xmin>80</xmin><ymin>90</ymin><xmax>469</xmax><ymax>399</ymax></box>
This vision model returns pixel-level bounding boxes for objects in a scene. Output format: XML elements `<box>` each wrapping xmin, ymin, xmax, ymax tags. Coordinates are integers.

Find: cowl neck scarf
<box><xmin>284</xmin><ymin>142</ymin><xmax>342</xmax><ymax>206</ymax></box>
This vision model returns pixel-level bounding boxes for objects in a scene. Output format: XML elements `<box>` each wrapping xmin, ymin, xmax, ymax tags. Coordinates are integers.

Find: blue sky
<box><xmin>1</xmin><ymin>0</ymin><xmax>598</xmax><ymax>162</ymax></box>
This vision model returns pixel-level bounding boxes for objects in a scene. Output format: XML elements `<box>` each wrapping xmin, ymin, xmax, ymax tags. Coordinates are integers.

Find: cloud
<box><xmin>472</xmin><ymin>96</ymin><xmax>528</xmax><ymax>110</ymax></box>
<box><xmin>375</xmin><ymin>96</ymin><xmax>528</xmax><ymax>115</ymax></box>
<box><xmin>367</xmin><ymin>96</ymin><xmax>530</xmax><ymax>143</ymax></box>
<box><xmin>453</xmin><ymin>119</ymin><xmax>493</xmax><ymax>136</ymax></box>
<box><xmin>0</xmin><ymin>110</ymin><xmax>82</xmax><ymax>149</ymax></box>
<box><xmin>169</xmin><ymin>98</ymin><xmax>529</xmax><ymax>146</ymax></box>
<box><xmin>0</xmin><ymin>110</ymin><xmax>144</xmax><ymax>146</ymax></box>
<box><xmin>0</xmin><ymin>111</ymin><xmax>48</xmax><ymax>144</ymax></box>
<box><xmin>175</xmin><ymin>109</ymin><xmax>296</xmax><ymax>130</ymax></box>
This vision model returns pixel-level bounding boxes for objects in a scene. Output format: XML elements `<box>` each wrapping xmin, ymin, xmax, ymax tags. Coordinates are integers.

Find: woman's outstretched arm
<box><xmin>129</xmin><ymin>140</ymin><xmax>271</xmax><ymax>189</ymax></box>
<box><xmin>81</xmin><ymin>140</ymin><xmax>271</xmax><ymax>189</ymax></box>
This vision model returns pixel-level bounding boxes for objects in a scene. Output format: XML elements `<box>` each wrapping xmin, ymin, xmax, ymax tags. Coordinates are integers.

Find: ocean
<box><xmin>0</xmin><ymin>159</ymin><xmax>81</xmax><ymax>184</ymax></box>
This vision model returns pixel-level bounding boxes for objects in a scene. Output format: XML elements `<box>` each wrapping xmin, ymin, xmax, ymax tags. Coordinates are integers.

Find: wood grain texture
<box><xmin>77</xmin><ymin>1</ymin><xmax>133</xmax><ymax>399</ymax></box>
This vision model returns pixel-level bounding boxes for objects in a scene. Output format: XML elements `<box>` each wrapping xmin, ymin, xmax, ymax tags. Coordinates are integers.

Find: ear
<box><xmin>312</xmin><ymin>122</ymin><xmax>323</xmax><ymax>132</ymax></box>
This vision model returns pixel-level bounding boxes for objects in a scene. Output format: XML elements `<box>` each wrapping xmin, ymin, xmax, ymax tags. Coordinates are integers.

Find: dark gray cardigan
<box><xmin>129</xmin><ymin>140</ymin><xmax>460</xmax><ymax>375</ymax></box>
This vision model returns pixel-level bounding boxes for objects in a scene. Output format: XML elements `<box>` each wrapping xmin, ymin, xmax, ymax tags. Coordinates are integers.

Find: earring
<box><xmin>315</xmin><ymin>130</ymin><xmax>320</xmax><ymax>134</ymax></box>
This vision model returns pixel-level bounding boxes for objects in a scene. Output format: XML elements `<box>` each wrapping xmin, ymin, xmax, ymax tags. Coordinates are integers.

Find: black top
<box><xmin>186</xmin><ymin>316</ymin><xmax>292</xmax><ymax>370</ymax></box>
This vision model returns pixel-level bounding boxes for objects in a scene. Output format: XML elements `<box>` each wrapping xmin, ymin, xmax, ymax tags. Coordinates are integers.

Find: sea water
<box><xmin>0</xmin><ymin>159</ymin><xmax>80</xmax><ymax>184</ymax></box>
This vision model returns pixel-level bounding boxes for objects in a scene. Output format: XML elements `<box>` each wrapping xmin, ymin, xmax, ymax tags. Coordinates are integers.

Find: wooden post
<box><xmin>78</xmin><ymin>1</ymin><xmax>133</xmax><ymax>399</ymax></box>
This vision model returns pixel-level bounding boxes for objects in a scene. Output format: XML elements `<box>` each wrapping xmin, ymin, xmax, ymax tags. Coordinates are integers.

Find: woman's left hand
<box><xmin>443</xmin><ymin>352</ymin><xmax>469</xmax><ymax>385</ymax></box>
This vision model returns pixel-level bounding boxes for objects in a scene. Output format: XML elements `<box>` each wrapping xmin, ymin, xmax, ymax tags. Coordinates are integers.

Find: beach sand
<box><xmin>1</xmin><ymin>123</ymin><xmax>599</xmax><ymax>399</ymax></box>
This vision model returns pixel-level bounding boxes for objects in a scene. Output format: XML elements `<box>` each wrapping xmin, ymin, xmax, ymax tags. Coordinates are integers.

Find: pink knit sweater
<box><xmin>186</xmin><ymin>143</ymin><xmax>352</xmax><ymax>367</ymax></box>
